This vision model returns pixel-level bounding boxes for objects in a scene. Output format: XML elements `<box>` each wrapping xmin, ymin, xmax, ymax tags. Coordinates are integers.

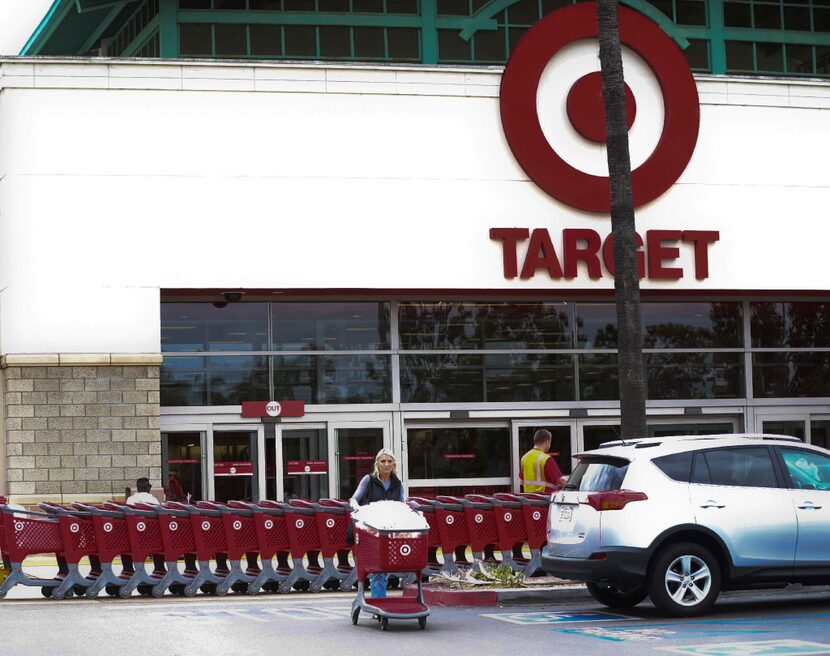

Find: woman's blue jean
<box><xmin>369</xmin><ymin>573</ymin><xmax>388</xmax><ymax>598</ymax></box>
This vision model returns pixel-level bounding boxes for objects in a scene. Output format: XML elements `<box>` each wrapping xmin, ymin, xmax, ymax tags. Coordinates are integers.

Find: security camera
<box><xmin>222</xmin><ymin>291</ymin><xmax>244</xmax><ymax>303</ymax></box>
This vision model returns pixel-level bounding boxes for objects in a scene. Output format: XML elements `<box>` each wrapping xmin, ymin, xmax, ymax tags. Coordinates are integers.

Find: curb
<box><xmin>403</xmin><ymin>583</ymin><xmax>590</xmax><ymax>607</ymax></box>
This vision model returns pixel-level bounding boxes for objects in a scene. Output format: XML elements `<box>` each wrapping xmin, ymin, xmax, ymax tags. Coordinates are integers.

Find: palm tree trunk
<box><xmin>596</xmin><ymin>0</ymin><xmax>647</xmax><ymax>438</ymax></box>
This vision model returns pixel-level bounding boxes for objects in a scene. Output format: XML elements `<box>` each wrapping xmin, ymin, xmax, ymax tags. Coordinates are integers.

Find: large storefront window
<box><xmin>161</xmin><ymin>301</ymin><xmax>390</xmax><ymax>406</ymax></box>
<box><xmin>160</xmin><ymin>299</ymin><xmax>830</xmax><ymax>407</ymax></box>
<box><xmin>271</xmin><ymin>302</ymin><xmax>390</xmax><ymax>351</ymax></box>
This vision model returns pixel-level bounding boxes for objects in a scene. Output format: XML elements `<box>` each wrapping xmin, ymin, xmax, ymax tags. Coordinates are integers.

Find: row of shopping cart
<box><xmin>0</xmin><ymin>492</ymin><xmax>549</xmax><ymax>600</ymax></box>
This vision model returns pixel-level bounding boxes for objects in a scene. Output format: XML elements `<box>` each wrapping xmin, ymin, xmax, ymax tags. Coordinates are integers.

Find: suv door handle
<box><xmin>700</xmin><ymin>501</ymin><xmax>725</xmax><ymax>509</ymax></box>
<box><xmin>798</xmin><ymin>502</ymin><xmax>823</xmax><ymax>510</ymax></box>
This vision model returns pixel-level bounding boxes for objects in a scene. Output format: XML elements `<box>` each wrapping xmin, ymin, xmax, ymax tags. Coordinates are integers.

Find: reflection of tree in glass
<box><xmin>752</xmin><ymin>303</ymin><xmax>830</xmax><ymax>397</ymax></box>
<box><xmin>209</xmin><ymin>360</ymin><xmax>269</xmax><ymax>405</ymax></box>
<box><xmin>398</xmin><ymin>302</ymin><xmax>570</xmax><ymax>350</ymax></box>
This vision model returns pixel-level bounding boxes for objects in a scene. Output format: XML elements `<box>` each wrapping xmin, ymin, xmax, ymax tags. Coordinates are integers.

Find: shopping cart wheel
<box><xmin>231</xmin><ymin>582</ymin><xmax>249</xmax><ymax>594</ymax></box>
<box><xmin>418</xmin><ymin>617</ymin><xmax>427</xmax><ymax>630</ymax></box>
<box><xmin>151</xmin><ymin>585</ymin><xmax>165</xmax><ymax>598</ymax></box>
<box><xmin>117</xmin><ymin>585</ymin><xmax>133</xmax><ymax>599</ymax></box>
<box><xmin>169</xmin><ymin>583</ymin><xmax>186</xmax><ymax>596</ymax></box>
<box><xmin>262</xmin><ymin>581</ymin><xmax>278</xmax><ymax>593</ymax></box>
<box><xmin>293</xmin><ymin>581</ymin><xmax>310</xmax><ymax>592</ymax></box>
<box><xmin>136</xmin><ymin>584</ymin><xmax>152</xmax><ymax>597</ymax></box>
<box><xmin>41</xmin><ymin>586</ymin><xmax>53</xmax><ymax>598</ymax></box>
<box><xmin>351</xmin><ymin>607</ymin><xmax>360</xmax><ymax>625</ymax></box>
<box><xmin>380</xmin><ymin>617</ymin><xmax>389</xmax><ymax>631</ymax></box>
<box><xmin>200</xmin><ymin>583</ymin><xmax>218</xmax><ymax>595</ymax></box>
<box><xmin>72</xmin><ymin>584</ymin><xmax>88</xmax><ymax>597</ymax></box>
<box><xmin>105</xmin><ymin>584</ymin><xmax>119</xmax><ymax>597</ymax></box>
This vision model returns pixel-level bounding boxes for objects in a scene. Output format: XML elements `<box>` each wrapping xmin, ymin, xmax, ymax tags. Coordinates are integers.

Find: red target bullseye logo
<box><xmin>500</xmin><ymin>3</ymin><xmax>699</xmax><ymax>213</ymax></box>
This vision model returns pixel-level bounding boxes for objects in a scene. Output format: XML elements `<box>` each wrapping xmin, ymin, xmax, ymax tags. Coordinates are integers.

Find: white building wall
<box><xmin>0</xmin><ymin>59</ymin><xmax>828</xmax><ymax>355</ymax></box>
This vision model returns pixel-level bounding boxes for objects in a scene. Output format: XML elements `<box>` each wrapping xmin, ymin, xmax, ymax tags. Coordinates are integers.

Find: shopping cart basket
<box><xmin>351</xmin><ymin>503</ymin><xmax>430</xmax><ymax>631</ymax></box>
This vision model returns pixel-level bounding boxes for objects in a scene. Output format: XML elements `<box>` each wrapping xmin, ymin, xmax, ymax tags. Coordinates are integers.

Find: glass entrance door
<box><xmin>213</xmin><ymin>430</ymin><xmax>257</xmax><ymax>502</ymax></box>
<box><xmin>282</xmin><ymin>428</ymin><xmax>328</xmax><ymax>501</ymax></box>
<box><xmin>335</xmin><ymin>426</ymin><xmax>385</xmax><ymax>501</ymax></box>
<box><xmin>514</xmin><ymin>423</ymin><xmax>575</xmax><ymax>491</ymax></box>
<box><xmin>162</xmin><ymin>431</ymin><xmax>205</xmax><ymax>502</ymax></box>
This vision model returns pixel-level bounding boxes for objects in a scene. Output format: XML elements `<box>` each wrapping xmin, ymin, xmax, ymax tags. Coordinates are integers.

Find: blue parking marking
<box><xmin>482</xmin><ymin>610</ymin><xmax>637</xmax><ymax>625</ymax></box>
<box><xmin>554</xmin><ymin>614</ymin><xmax>830</xmax><ymax>642</ymax></box>
<box><xmin>658</xmin><ymin>639</ymin><xmax>830</xmax><ymax>656</ymax></box>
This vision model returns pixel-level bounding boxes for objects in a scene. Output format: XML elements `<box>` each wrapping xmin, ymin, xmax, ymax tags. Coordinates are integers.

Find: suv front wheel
<box><xmin>647</xmin><ymin>542</ymin><xmax>721</xmax><ymax>617</ymax></box>
<box><xmin>586</xmin><ymin>581</ymin><xmax>648</xmax><ymax>609</ymax></box>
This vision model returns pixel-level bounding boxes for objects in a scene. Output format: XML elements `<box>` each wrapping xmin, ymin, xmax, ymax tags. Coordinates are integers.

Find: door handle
<box><xmin>798</xmin><ymin>502</ymin><xmax>823</xmax><ymax>510</ymax></box>
<box><xmin>699</xmin><ymin>501</ymin><xmax>725</xmax><ymax>509</ymax></box>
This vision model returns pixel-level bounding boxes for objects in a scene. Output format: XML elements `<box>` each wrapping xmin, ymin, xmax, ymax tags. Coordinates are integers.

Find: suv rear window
<box><xmin>566</xmin><ymin>457</ymin><xmax>629</xmax><ymax>492</ymax></box>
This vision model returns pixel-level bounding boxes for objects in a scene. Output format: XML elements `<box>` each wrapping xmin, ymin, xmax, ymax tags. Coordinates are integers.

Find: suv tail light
<box><xmin>584</xmin><ymin>490</ymin><xmax>648</xmax><ymax>511</ymax></box>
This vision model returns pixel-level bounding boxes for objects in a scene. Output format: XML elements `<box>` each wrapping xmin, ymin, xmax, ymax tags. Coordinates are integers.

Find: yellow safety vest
<box><xmin>521</xmin><ymin>448</ymin><xmax>555</xmax><ymax>493</ymax></box>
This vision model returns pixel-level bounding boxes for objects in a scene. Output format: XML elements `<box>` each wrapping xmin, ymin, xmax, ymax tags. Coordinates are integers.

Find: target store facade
<box><xmin>1</xmin><ymin>0</ymin><xmax>829</xmax><ymax>504</ymax></box>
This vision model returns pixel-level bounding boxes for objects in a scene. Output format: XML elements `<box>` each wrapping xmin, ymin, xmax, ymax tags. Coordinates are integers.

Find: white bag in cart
<box><xmin>352</xmin><ymin>500</ymin><xmax>430</xmax><ymax>533</ymax></box>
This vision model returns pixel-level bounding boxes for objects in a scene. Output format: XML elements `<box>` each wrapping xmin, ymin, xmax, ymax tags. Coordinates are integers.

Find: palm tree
<box><xmin>596</xmin><ymin>0</ymin><xmax>647</xmax><ymax>438</ymax></box>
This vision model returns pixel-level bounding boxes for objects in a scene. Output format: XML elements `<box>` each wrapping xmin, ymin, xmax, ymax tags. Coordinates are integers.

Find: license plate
<box><xmin>558</xmin><ymin>505</ymin><xmax>574</xmax><ymax>523</ymax></box>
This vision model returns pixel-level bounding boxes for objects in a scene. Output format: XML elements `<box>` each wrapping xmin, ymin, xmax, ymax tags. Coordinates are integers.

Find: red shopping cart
<box><xmin>105</xmin><ymin>501</ymin><xmax>167</xmax><ymax>598</ymax></box>
<box><xmin>308</xmin><ymin>499</ymin><xmax>353</xmax><ymax>592</ymax></box>
<box><xmin>490</xmin><ymin>493</ymin><xmax>531</xmax><ymax>573</ymax></box>
<box><xmin>513</xmin><ymin>493</ymin><xmax>550</xmax><ymax>577</ymax></box>
<box><xmin>39</xmin><ymin>503</ymin><xmax>98</xmax><ymax>600</ymax></box>
<box><xmin>0</xmin><ymin>504</ymin><xmax>63</xmax><ymax>598</ymax></box>
<box><xmin>405</xmin><ymin>498</ymin><xmax>443</xmax><ymax>578</ymax></box>
<box><xmin>281</xmin><ymin>501</ymin><xmax>322</xmax><ymax>593</ymax></box>
<box><xmin>460</xmin><ymin>495</ymin><xmax>501</xmax><ymax>571</ymax></box>
<box><xmin>432</xmin><ymin>496</ymin><xmax>473</xmax><ymax>574</ymax></box>
<box><xmin>351</xmin><ymin>521</ymin><xmax>430</xmax><ymax>631</ymax></box>
<box><xmin>73</xmin><ymin>503</ymin><xmax>132</xmax><ymax>598</ymax></box>
<box><xmin>236</xmin><ymin>500</ymin><xmax>291</xmax><ymax>594</ymax></box>
<box><xmin>199</xmin><ymin>501</ymin><xmax>260</xmax><ymax>595</ymax></box>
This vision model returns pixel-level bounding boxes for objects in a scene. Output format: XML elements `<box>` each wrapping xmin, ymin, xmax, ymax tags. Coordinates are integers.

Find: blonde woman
<box><xmin>349</xmin><ymin>448</ymin><xmax>406</xmax><ymax>597</ymax></box>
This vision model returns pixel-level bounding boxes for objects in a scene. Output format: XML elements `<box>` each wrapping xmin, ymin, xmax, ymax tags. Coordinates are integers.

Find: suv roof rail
<box><xmin>740</xmin><ymin>433</ymin><xmax>803</xmax><ymax>443</ymax></box>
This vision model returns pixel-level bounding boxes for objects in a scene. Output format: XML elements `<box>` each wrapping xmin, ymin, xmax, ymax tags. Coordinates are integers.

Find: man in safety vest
<box><xmin>520</xmin><ymin>429</ymin><xmax>568</xmax><ymax>493</ymax></box>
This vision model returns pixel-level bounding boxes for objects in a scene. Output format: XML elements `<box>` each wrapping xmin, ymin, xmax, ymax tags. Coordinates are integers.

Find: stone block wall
<box><xmin>2</xmin><ymin>365</ymin><xmax>161</xmax><ymax>501</ymax></box>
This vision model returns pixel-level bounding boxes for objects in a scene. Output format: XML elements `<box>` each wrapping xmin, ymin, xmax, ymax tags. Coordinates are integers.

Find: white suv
<box><xmin>542</xmin><ymin>434</ymin><xmax>830</xmax><ymax>616</ymax></box>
